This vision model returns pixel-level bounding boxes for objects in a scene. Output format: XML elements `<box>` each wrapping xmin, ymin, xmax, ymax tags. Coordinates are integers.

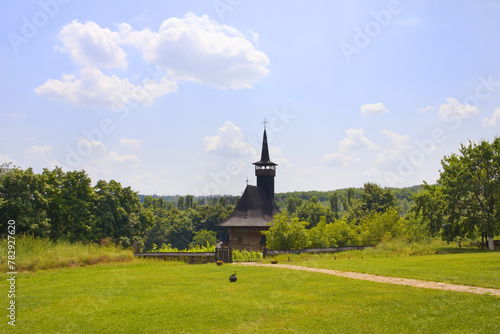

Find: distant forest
<box><xmin>0</xmin><ymin>162</ymin><xmax>425</xmax><ymax>252</ymax></box>
<box><xmin>139</xmin><ymin>185</ymin><xmax>422</xmax><ymax>217</ymax></box>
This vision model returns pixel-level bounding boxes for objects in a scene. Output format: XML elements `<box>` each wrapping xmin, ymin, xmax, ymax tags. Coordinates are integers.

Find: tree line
<box><xmin>0</xmin><ymin>164</ymin><xmax>152</xmax><ymax>247</ymax></box>
<box><xmin>265</xmin><ymin>138</ymin><xmax>499</xmax><ymax>250</ymax></box>
<box><xmin>264</xmin><ymin>183</ymin><xmax>426</xmax><ymax>250</ymax></box>
<box><xmin>1</xmin><ymin>137</ymin><xmax>498</xmax><ymax>251</ymax></box>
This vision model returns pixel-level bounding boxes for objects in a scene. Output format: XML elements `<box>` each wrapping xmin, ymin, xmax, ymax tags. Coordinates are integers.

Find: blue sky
<box><xmin>1</xmin><ymin>0</ymin><xmax>500</xmax><ymax>196</ymax></box>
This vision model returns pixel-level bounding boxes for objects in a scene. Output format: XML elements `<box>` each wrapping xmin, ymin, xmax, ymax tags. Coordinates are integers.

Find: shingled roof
<box><xmin>218</xmin><ymin>185</ymin><xmax>280</xmax><ymax>227</ymax></box>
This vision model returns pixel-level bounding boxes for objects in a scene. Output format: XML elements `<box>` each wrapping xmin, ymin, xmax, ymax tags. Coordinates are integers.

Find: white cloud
<box><xmin>25</xmin><ymin>145</ymin><xmax>52</xmax><ymax>159</ymax></box>
<box><xmin>119</xmin><ymin>138</ymin><xmax>143</xmax><ymax>149</ymax></box>
<box><xmin>119</xmin><ymin>12</ymin><xmax>269</xmax><ymax>89</ymax></box>
<box><xmin>438</xmin><ymin>97</ymin><xmax>479</xmax><ymax>120</ymax></box>
<box><xmin>322</xmin><ymin>152</ymin><xmax>359</xmax><ymax>167</ymax></box>
<box><xmin>57</xmin><ymin>20</ymin><xmax>127</xmax><ymax>69</ymax></box>
<box><xmin>106</xmin><ymin>151</ymin><xmax>140</xmax><ymax>166</ymax></box>
<box><xmin>482</xmin><ymin>108</ymin><xmax>500</xmax><ymax>127</ymax></box>
<box><xmin>418</xmin><ymin>106</ymin><xmax>435</xmax><ymax>114</ymax></box>
<box><xmin>360</xmin><ymin>102</ymin><xmax>388</xmax><ymax>116</ymax></box>
<box><xmin>37</xmin><ymin>13</ymin><xmax>269</xmax><ymax>108</ymax></box>
<box><xmin>77</xmin><ymin>137</ymin><xmax>106</xmax><ymax>153</ymax></box>
<box><xmin>338</xmin><ymin>128</ymin><xmax>380</xmax><ymax>151</ymax></box>
<box><xmin>35</xmin><ymin>66</ymin><xmax>177</xmax><ymax>108</ymax></box>
<box><xmin>24</xmin><ymin>145</ymin><xmax>61</xmax><ymax>169</ymax></box>
<box><xmin>204</xmin><ymin>121</ymin><xmax>256</xmax><ymax>158</ymax></box>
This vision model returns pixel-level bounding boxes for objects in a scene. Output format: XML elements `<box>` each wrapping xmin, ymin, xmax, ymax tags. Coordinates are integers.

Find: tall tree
<box><xmin>414</xmin><ymin>138</ymin><xmax>500</xmax><ymax>250</ymax></box>
<box><xmin>360</xmin><ymin>182</ymin><xmax>398</xmax><ymax>214</ymax></box>
<box><xmin>329</xmin><ymin>191</ymin><xmax>339</xmax><ymax>219</ymax></box>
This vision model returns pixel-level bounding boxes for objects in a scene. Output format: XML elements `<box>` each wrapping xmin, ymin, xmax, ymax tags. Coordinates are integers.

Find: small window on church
<box><xmin>237</xmin><ymin>237</ymin><xmax>243</xmax><ymax>243</ymax></box>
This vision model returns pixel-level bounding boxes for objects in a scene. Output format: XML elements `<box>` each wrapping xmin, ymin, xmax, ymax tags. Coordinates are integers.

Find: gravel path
<box><xmin>236</xmin><ymin>263</ymin><xmax>500</xmax><ymax>297</ymax></box>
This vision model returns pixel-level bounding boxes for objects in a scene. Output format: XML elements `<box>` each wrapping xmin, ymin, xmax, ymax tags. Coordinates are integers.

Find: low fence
<box><xmin>134</xmin><ymin>248</ymin><xmax>233</xmax><ymax>264</ymax></box>
<box><xmin>134</xmin><ymin>252</ymin><xmax>215</xmax><ymax>264</ymax></box>
<box><xmin>263</xmin><ymin>246</ymin><xmax>369</xmax><ymax>258</ymax></box>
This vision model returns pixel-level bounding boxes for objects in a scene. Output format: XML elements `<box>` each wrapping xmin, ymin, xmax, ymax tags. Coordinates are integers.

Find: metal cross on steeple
<box><xmin>262</xmin><ymin>117</ymin><xmax>269</xmax><ymax>129</ymax></box>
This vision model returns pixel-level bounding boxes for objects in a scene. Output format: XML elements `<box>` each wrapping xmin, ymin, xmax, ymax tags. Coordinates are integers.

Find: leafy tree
<box><xmin>177</xmin><ymin>196</ymin><xmax>184</xmax><ymax>210</ymax></box>
<box><xmin>329</xmin><ymin>191</ymin><xmax>339</xmax><ymax>219</ymax></box>
<box><xmin>296</xmin><ymin>197</ymin><xmax>332</xmax><ymax>228</ymax></box>
<box><xmin>308</xmin><ymin>216</ymin><xmax>339</xmax><ymax>248</ymax></box>
<box><xmin>189</xmin><ymin>229</ymin><xmax>217</xmax><ymax>248</ymax></box>
<box><xmin>402</xmin><ymin>211</ymin><xmax>430</xmax><ymax>242</ymax></box>
<box><xmin>58</xmin><ymin>170</ymin><xmax>98</xmax><ymax>242</ymax></box>
<box><xmin>328</xmin><ymin>219</ymin><xmax>360</xmax><ymax>246</ymax></box>
<box><xmin>263</xmin><ymin>212</ymin><xmax>309</xmax><ymax>250</ymax></box>
<box><xmin>416</xmin><ymin>138</ymin><xmax>500</xmax><ymax>249</ymax></box>
<box><xmin>0</xmin><ymin>165</ymin><xmax>50</xmax><ymax>237</ymax></box>
<box><xmin>412</xmin><ymin>182</ymin><xmax>445</xmax><ymax>237</ymax></box>
<box><xmin>358</xmin><ymin>208</ymin><xmax>404</xmax><ymax>246</ymax></box>
<box><xmin>286</xmin><ymin>196</ymin><xmax>302</xmax><ymax>215</ymax></box>
<box><xmin>185</xmin><ymin>195</ymin><xmax>194</xmax><ymax>209</ymax></box>
<box><xmin>346</xmin><ymin>187</ymin><xmax>355</xmax><ymax>208</ymax></box>
<box><xmin>360</xmin><ymin>182</ymin><xmax>397</xmax><ymax>214</ymax></box>
<box><xmin>166</xmin><ymin>212</ymin><xmax>194</xmax><ymax>249</ymax></box>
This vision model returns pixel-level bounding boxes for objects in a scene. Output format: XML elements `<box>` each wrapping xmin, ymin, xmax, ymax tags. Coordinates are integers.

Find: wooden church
<box><xmin>218</xmin><ymin>125</ymin><xmax>280</xmax><ymax>251</ymax></box>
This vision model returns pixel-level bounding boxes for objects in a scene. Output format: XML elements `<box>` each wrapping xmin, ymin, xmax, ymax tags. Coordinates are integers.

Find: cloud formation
<box><xmin>204</xmin><ymin>121</ymin><xmax>256</xmax><ymax>158</ymax></box>
<box><xmin>119</xmin><ymin>138</ymin><xmax>143</xmax><ymax>149</ymax></box>
<box><xmin>57</xmin><ymin>20</ymin><xmax>127</xmax><ymax>69</ymax></box>
<box><xmin>338</xmin><ymin>128</ymin><xmax>380</xmax><ymax>151</ymax></box>
<box><xmin>35</xmin><ymin>67</ymin><xmax>177</xmax><ymax>108</ymax></box>
<box><xmin>482</xmin><ymin>108</ymin><xmax>500</xmax><ymax>127</ymax></box>
<box><xmin>322</xmin><ymin>152</ymin><xmax>359</xmax><ymax>167</ymax></box>
<box><xmin>106</xmin><ymin>151</ymin><xmax>140</xmax><ymax>166</ymax></box>
<box><xmin>119</xmin><ymin>13</ymin><xmax>270</xmax><ymax>89</ymax></box>
<box><xmin>35</xmin><ymin>13</ymin><xmax>270</xmax><ymax>108</ymax></box>
<box><xmin>360</xmin><ymin>102</ymin><xmax>389</xmax><ymax>116</ymax></box>
<box><xmin>438</xmin><ymin>97</ymin><xmax>479</xmax><ymax>120</ymax></box>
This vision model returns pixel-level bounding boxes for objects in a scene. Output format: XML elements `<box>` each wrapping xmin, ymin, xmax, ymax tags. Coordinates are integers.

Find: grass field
<box><xmin>0</xmin><ymin>235</ymin><xmax>134</xmax><ymax>272</ymax></box>
<box><xmin>268</xmin><ymin>251</ymin><xmax>500</xmax><ymax>289</ymax></box>
<box><xmin>2</xmin><ymin>260</ymin><xmax>499</xmax><ymax>333</ymax></box>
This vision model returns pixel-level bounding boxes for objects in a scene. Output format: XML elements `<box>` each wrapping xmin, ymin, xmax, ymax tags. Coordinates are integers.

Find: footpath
<box><xmin>236</xmin><ymin>263</ymin><xmax>500</xmax><ymax>297</ymax></box>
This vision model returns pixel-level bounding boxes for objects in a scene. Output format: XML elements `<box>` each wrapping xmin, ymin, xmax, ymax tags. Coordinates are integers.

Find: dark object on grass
<box><xmin>229</xmin><ymin>271</ymin><xmax>237</xmax><ymax>282</ymax></box>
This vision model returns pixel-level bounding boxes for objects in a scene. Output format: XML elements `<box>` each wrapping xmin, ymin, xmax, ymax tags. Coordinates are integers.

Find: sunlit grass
<box><xmin>0</xmin><ymin>235</ymin><xmax>134</xmax><ymax>272</ymax></box>
<box><xmin>1</xmin><ymin>261</ymin><xmax>499</xmax><ymax>333</ymax></box>
<box><xmin>265</xmin><ymin>242</ymin><xmax>500</xmax><ymax>289</ymax></box>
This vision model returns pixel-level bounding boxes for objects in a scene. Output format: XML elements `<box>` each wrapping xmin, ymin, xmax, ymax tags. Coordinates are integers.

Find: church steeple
<box><xmin>253</xmin><ymin>121</ymin><xmax>278</xmax><ymax>199</ymax></box>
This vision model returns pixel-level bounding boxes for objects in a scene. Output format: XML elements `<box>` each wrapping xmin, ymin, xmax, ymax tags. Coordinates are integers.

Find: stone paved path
<box><xmin>236</xmin><ymin>263</ymin><xmax>500</xmax><ymax>297</ymax></box>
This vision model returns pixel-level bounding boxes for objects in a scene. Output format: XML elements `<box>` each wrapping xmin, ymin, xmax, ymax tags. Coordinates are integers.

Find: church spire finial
<box><xmin>262</xmin><ymin>117</ymin><xmax>269</xmax><ymax>130</ymax></box>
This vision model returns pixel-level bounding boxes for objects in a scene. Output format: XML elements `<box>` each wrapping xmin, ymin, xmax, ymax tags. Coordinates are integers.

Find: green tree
<box><xmin>262</xmin><ymin>212</ymin><xmax>309</xmax><ymax>250</ymax></box>
<box><xmin>0</xmin><ymin>165</ymin><xmax>50</xmax><ymax>237</ymax></box>
<box><xmin>358</xmin><ymin>208</ymin><xmax>404</xmax><ymax>246</ymax></box>
<box><xmin>412</xmin><ymin>182</ymin><xmax>445</xmax><ymax>237</ymax></box>
<box><xmin>185</xmin><ymin>195</ymin><xmax>194</xmax><ymax>209</ymax></box>
<box><xmin>308</xmin><ymin>216</ymin><xmax>332</xmax><ymax>248</ymax></box>
<box><xmin>360</xmin><ymin>182</ymin><xmax>398</xmax><ymax>214</ymax></box>
<box><xmin>329</xmin><ymin>191</ymin><xmax>339</xmax><ymax>219</ymax></box>
<box><xmin>286</xmin><ymin>196</ymin><xmax>302</xmax><ymax>215</ymax></box>
<box><xmin>177</xmin><ymin>196</ymin><xmax>184</xmax><ymax>210</ymax></box>
<box><xmin>425</xmin><ymin>138</ymin><xmax>500</xmax><ymax>249</ymax></box>
<box><xmin>189</xmin><ymin>229</ymin><xmax>217</xmax><ymax>248</ymax></box>
<box><xmin>296</xmin><ymin>197</ymin><xmax>332</xmax><ymax>228</ymax></box>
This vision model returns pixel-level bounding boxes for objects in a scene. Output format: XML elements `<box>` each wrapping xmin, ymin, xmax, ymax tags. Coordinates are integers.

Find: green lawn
<box><xmin>269</xmin><ymin>251</ymin><xmax>500</xmax><ymax>289</ymax></box>
<box><xmin>2</xmin><ymin>260</ymin><xmax>499</xmax><ymax>333</ymax></box>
